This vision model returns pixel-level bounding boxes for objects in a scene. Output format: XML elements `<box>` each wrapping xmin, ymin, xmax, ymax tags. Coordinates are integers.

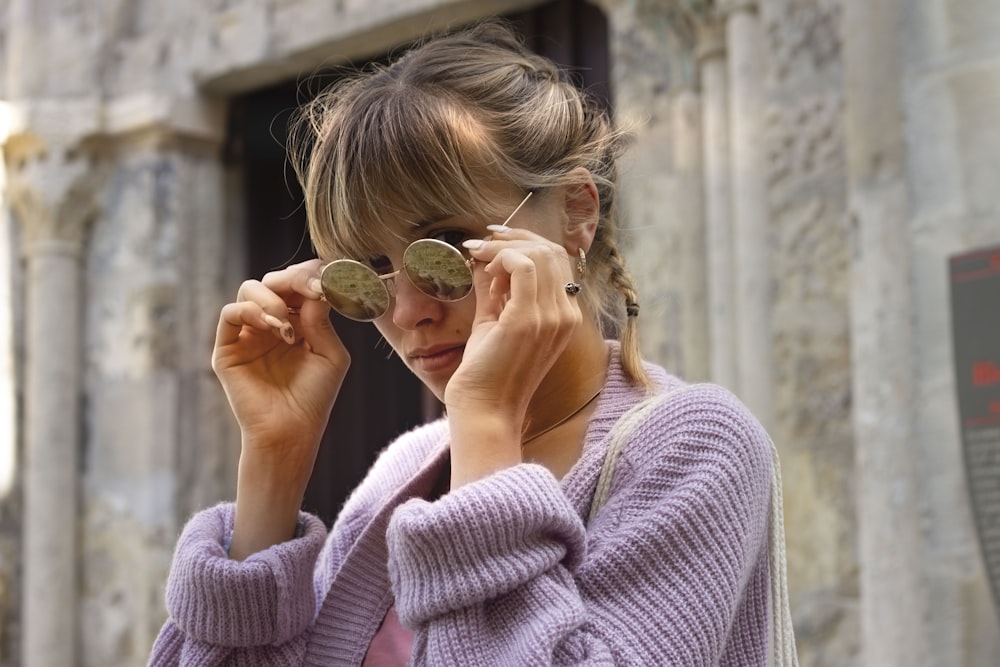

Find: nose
<box><xmin>390</xmin><ymin>270</ymin><xmax>445</xmax><ymax>329</ymax></box>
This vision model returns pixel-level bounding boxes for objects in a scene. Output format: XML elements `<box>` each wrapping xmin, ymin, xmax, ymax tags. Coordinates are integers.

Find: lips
<box><xmin>409</xmin><ymin>344</ymin><xmax>465</xmax><ymax>374</ymax></box>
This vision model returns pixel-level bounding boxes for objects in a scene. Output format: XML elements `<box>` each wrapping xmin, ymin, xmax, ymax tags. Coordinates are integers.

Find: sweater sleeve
<box><xmin>148</xmin><ymin>502</ymin><xmax>328</xmax><ymax>666</ymax></box>
<box><xmin>387</xmin><ymin>384</ymin><xmax>773</xmax><ymax>666</ymax></box>
<box><xmin>387</xmin><ymin>464</ymin><xmax>613</xmax><ymax>664</ymax></box>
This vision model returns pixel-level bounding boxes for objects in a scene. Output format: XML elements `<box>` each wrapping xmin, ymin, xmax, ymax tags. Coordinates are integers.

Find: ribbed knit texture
<box><xmin>149</xmin><ymin>342</ymin><xmax>774</xmax><ymax>666</ymax></box>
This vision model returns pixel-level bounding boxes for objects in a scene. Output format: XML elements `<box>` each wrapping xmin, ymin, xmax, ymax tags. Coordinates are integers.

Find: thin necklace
<box><xmin>521</xmin><ymin>387</ymin><xmax>603</xmax><ymax>447</ymax></box>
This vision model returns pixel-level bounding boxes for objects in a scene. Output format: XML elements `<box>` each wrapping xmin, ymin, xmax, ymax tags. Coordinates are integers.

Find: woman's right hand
<box><xmin>213</xmin><ymin>259</ymin><xmax>350</xmax><ymax>558</ymax></box>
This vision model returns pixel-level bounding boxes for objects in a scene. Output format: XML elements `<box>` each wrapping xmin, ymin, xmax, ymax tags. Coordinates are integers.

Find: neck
<box><xmin>521</xmin><ymin>320</ymin><xmax>609</xmax><ymax>443</ymax></box>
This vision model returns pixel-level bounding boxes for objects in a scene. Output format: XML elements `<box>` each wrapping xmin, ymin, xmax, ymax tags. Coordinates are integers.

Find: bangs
<box><xmin>302</xmin><ymin>80</ymin><xmax>516</xmax><ymax>261</ymax></box>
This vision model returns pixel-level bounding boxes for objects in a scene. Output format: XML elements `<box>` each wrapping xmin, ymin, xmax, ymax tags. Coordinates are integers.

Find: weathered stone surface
<box><xmin>763</xmin><ymin>3</ymin><xmax>856</xmax><ymax>665</ymax></box>
<box><xmin>603</xmin><ymin>0</ymin><xmax>697</xmax><ymax>379</ymax></box>
<box><xmin>78</xmin><ymin>147</ymin><xmax>232</xmax><ymax>666</ymax></box>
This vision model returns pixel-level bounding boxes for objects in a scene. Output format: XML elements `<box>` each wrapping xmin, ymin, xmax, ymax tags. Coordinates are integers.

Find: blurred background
<box><xmin>0</xmin><ymin>0</ymin><xmax>998</xmax><ymax>665</ymax></box>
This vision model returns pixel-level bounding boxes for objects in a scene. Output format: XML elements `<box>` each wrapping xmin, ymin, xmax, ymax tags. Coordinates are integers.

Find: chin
<box><xmin>406</xmin><ymin>365</ymin><xmax>446</xmax><ymax>404</ymax></box>
<box><xmin>427</xmin><ymin>377</ymin><xmax>449</xmax><ymax>404</ymax></box>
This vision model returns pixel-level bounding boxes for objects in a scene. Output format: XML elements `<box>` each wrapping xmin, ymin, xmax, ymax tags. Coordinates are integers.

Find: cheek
<box><xmin>452</xmin><ymin>296</ymin><xmax>477</xmax><ymax>331</ymax></box>
<box><xmin>369</xmin><ymin>294</ymin><xmax>476</xmax><ymax>345</ymax></box>
<box><xmin>372</xmin><ymin>319</ymin><xmax>404</xmax><ymax>350</ymax></box>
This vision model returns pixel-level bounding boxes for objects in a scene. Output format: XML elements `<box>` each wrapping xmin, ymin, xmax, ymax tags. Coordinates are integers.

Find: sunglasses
<box><xmin>319</xmin><ymin>192</ymin><xmax>533</xmax><ymax>321</ymax></box>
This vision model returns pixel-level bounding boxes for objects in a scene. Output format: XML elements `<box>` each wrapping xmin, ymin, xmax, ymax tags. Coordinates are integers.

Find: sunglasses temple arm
<box><xmin>499</xmin><ymin>191</ymin><xmax>533</xmax><ymax>228</ymax></box>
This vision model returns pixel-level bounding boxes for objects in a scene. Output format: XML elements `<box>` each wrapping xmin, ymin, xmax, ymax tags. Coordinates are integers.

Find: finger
<box><xmin>236</xmin><ymin>280</ymin><xmax>298</xmax><ymax>343</ymax></box>
<box><xmin>293</xmin><ymin>297</ymin><xmax>349</xmax><ymax>363</ymax></box>
<box><xmin>483</xmin><ymin>225</ymin><xmax>547</xmax><ymax>242</ymax></box>
<box><xmin>462</xmin><ymin>231</ymin><xmax>550</xmax><ymax>258</ymax></box>
<box><xmin>486</xmin><ymin>248</ymin><xmax>539</xmax><ymax>316</ymax></box>
<box><xmin>465</xmin><ymin>236</ymin><xmax>577</xmax><ymax>314</ymax></box>
<box><xmin>216</xmin><ymin>300</ymin><xmax>291</xmax><ymax>348</ymax></box>
<box><xmin>531</xmin><ymin>243</ymin><xmax>577</xmax><ymax>308</ymax></box>
<box><xmin>258</xmin><ymin>259</ymin><xmax>326</xmax><ymax>302</ymax></box>
<box><xmin>488</xmin><ymin>267</ymin><xmax>512</xmax><ymax>304</ymax></box>
<box><xmin>464</xmin><ymin>235</ymin><xmax>569</xmax><ymax>280</ymax></box>
<box><xmin>470</xmin><ymin>258</ymin><xmax>505</xmax><ymax>323</ymax></box>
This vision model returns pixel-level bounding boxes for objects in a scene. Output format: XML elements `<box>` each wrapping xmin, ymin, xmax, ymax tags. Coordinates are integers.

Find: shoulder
<box><xmin>635</xmin><ymin>383</ymin><xmax>771</xmax><ymax>473</ymax></box>
<box><xmin>601</xmin><ymin>382</ymin><xmax>773</xmax><ymax>516</ymax></box>
<box><xmin>586</xmin><ymin>347</ymin><xmax>772</xmax><ymax>496</ymax></box>
<box><xmin>641</xmin><ymin>383</ymin><xmax>769</xmax><ymax>446</ymax></box>
<box><xmin>583</xmin><ymin>382</ymin><xmax>774</xmax><ymax>570</ymax></box>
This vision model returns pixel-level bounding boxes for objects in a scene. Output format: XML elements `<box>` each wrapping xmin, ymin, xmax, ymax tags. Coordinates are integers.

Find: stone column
<box><xmin>842</xmin><ymin>0</ymin><xmax>930</xmax><ymax>664</ymax></box>
<box><xmin>596</xmin><ymin>0</ymin><xmax>706</xmax><ymax>377</ymax></box>
<box><xmin>7</xmin><ymin>144</ymin><xmax>103</xmax><ymax>667</ymax></box>
<box><xmin>673</xmin><ymin>87</ymin><xmax>709</xmax><ymax>382</ymax></box>
<box><xmin>723</xmin><ymin>0</ymin><xmax>773</xmax><ymax>429</ymax></box>
<box><xmin>5</xmin><ymin>0</ymin><xmax>105</xmax><ymax>655</ymax></box>
<box><xmin>0</xmin><ymin>110</ymin><xmax>16</xmax><ymax>501</ymax></box>
<box><xmin>695</xmin><ymin>17</ymin><xmax>736</xmax><ymax>390</ymax></box>
<box><xmin>76</xmin><ymin>96</ymin><xmax>231</xmax><ymax>666</ymax></box>
<box><xmin>0</xmin><ymin>109</ymin><xmax>18</xmax><ymax>652</ymax></box>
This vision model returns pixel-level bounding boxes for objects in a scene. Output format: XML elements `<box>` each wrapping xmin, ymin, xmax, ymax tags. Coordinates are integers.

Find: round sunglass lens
<box><xmin>403</xmin><ymin>240</ymin><xmax>474</xmax><ymax>301</ymax></box>
<box><xmin>320</xmin><ymin>260</ymin><xmax>390</xmax><ymax>321</ymax></box>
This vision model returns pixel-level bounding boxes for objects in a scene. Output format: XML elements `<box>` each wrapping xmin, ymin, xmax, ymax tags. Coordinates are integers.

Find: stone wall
<box><xmin>761</xmin><ymin>0</ymin><xmax>858</xmax><ymax>664</ymax></box>
<box><xmin>0</xmin><ymin>0</ymin><xmax>998</xmax><ymax>665</ymax></box>
<box><xmin>903</xmin><ymin>0</ymin><xmax>1000</xmax><ymax>664</ymax></box>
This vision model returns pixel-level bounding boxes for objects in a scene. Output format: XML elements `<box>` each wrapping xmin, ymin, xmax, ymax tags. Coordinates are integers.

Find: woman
<box><xmin>151</xmin><ymin>20</ymin><xmax>785</xmax><ymax>666</ymax></box>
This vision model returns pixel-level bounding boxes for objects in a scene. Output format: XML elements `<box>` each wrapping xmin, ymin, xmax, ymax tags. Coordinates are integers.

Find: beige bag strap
<box><xmin>588</xmin><ymin>390</ymin><xmax>678</xmax><ymax>524</ymax></box>
<box><xmin>587</xmin><ymin>385</ymin><xmax>799</xmax><ymax>667</ymax></box>
<box><xmin>765</xmin><ymin>432</ymin><xmax>799</xmax><ymax>667</ymax></box>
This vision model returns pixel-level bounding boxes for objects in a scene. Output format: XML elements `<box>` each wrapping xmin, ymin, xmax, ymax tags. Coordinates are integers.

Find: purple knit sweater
<box><xmin>150</xmin><ymin>343</ymin><xmax>772</xmax><ymax>665</ymax></box>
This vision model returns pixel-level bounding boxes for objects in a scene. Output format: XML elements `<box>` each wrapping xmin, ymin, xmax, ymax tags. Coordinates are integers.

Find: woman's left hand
<box><xmin>445</xmin><ymin>227</ymin><xmax>581</xmax><ymax>485</ymax></box>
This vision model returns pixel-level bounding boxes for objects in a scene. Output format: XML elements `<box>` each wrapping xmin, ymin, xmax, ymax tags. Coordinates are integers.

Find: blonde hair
<box><xmin>289</xmin><ymin>20</ymin><xmax>651</xmax><ymax>388</ymax></box>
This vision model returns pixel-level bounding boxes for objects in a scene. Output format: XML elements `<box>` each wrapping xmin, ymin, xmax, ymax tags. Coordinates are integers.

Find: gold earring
<box><xmin>576</xmin><ymin>248</ymin><xmax>587</xmax><ymax>278</ymax></box>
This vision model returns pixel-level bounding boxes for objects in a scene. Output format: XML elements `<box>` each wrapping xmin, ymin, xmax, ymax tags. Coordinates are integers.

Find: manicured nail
<box><xmin>263</xmin><ymin>314</ymin><xmax>296</xmax><ymax>344</ymax></box>
<box><xmin>462</xmin><ymin>239</ymin><xmax>485</xmax><ymax>250</ymax></box>
<box><xmin>308</xmin><ymin>278</ymin><xmax>323</xmax><ymax>296</ymax></box>
<box><xmin>486</xmin><ymin>224</ymin><xmax>511</xmax><ymax>233</ymax></box>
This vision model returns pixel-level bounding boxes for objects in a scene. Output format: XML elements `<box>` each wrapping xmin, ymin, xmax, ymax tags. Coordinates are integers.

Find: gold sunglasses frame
<box><xmin>319</xmin><ymin>192</ymin><xmax>533</xmax><ymax>322</ymax></box>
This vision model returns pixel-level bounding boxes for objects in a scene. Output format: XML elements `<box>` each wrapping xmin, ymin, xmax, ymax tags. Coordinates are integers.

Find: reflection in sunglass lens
<box><xmin>319</xmin><ymin>192</ymin><xmax>530</xmax><ymax>322</ymax></box>
<box><xmin>320</xmin><ymin>260</ymin><xmax>391</xmax><ymax>321</ymax></box>
<box><xmin>403</xmin><ymin>239</ymin><xmax>473</xmax><ymax>302</ymax></box>
<box><xmin>319</xmin><ymin>193</ymin><xmax>530</xmax><ymax>321</ymax></box>
<box><xmin>320</xmin><ymin>242</ymin><xmax>472</xmax><ymax>322</ymax></box>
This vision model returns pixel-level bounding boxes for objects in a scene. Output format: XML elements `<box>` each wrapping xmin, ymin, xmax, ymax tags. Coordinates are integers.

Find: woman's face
<box><xmin>370</xmin><ymin>192</ymin><xmax>562</xmax><ymax>401</ymax></box>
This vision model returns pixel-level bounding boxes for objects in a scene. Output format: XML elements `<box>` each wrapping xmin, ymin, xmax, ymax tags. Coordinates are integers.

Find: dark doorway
<box><xmin>227</xmin><ymin>0</ymin><xmax>610</xmax><ymax>526</ymax></box>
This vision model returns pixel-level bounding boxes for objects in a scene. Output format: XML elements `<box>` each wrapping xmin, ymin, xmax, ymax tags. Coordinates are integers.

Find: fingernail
<box><xmin>263</xmin><ymin>314</ymin><xmax>285</xmax><ymax>329</ymax></box>
<box><xmin>263</xmin><ymin>314</ymin><xmax>297</xmax><ymax>344</ymax></box>
<box><xmin>462</xmin><ymin>239</ymin><xmax>485</xmax><ymax>250</ymax></box>
<box><xmin>486</xmin><ymin>225</ymin><xmax>511</xmax><ymax>233</ymax></box>
<box><xmin>308</xmin><ymin>278</ymin><xmax>323</xmax><ymax>296</ymax></box>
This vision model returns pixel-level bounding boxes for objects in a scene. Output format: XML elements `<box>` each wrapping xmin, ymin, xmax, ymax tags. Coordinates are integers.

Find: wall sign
<box><xmin>950</xmin><ymin>243</ymin><xmax>1000</xmax><ymax>616</ymax></box>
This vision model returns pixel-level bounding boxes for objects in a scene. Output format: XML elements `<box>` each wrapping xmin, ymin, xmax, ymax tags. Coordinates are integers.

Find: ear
<box><xmin>560</xmin><ymin>167</ymin><xmax>600</xmax><ymax>254</ymax></box>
